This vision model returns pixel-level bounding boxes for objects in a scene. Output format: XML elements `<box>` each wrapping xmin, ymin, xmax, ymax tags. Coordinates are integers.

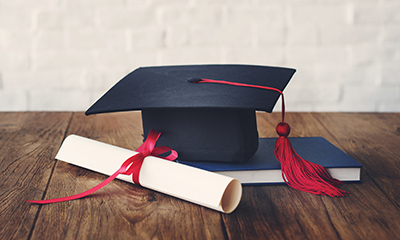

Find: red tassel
<box><xmin>189</xmin><ymin>78</ymin><xmax>348</xmax><ymax>197</ymax></box>
<box><xmin>274</xmin><ymin>122</ymin><xmax>348</xmax><ymax>197</ymax></box>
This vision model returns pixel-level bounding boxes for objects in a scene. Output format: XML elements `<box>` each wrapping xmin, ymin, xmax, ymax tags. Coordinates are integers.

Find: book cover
<box><xmin>178</xmin><ymin>137</ymin><xmax>362</xmax><ymax>185</ymax></box>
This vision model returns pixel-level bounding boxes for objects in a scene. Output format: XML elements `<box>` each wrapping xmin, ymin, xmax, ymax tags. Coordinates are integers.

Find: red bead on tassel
<box><xmin>275</xmin><ymin>122</ymin><xmax>347</xmax><ymax>197</ymax></box>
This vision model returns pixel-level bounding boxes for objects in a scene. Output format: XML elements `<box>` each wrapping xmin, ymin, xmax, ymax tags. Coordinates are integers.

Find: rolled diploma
<box><xmin>55</xmin><ymin>135</ymin><xmax>242</xmax><ymax>213</ymax></box>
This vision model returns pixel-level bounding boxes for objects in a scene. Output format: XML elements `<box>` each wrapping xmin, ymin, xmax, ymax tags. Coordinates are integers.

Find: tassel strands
<box><xmin>275</xmin><ymin>122</ymin><xmax>347</xmax><ymax>197</ymax></box>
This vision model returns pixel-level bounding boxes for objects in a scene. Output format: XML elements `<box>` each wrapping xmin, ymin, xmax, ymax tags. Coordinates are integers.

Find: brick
<box><xmin>379</xmin><ymin>44</ymin><xmax>400</xmax><ymax>62</ymax></box>
<box><xmin>2</xmin><ymin>32</ymin><xmax>33</xmax><ymax>51</ymax></box>
<box><xmin>68</xmin><ymin>29</ymin><xmax>127</xmax><ymax>51</ymax></box>
<box><xmin>159</xmin><ymin>5</ymin><xmax>222</xmax><ymax>26</ymax></box>
<box><xmin>320</xmin><ymin>102</ymin><xmax>375</xmax><ymax>112</ymax></box>
<box><xmin>313</xmin><ymin>103</ymin><xmax>338</xmax><ymax>112</ymax></box>
<box><xmin>285</xmin><ymin>80</ymin><xmax>318</xmax><ymax>105</ymax></box>
<box><xmin>190</xmin><ymin>25</ymin><xmax>252</xmax><ymax>47</ymax></box>
<box><xmin>348</xmin><ymin>43</ymin><xmax>379</xmax><ymax>67</ymax></box>
<box><xmin>315</xmin><ymin>45</ymin><xmax>348</xmax><ymax>67</ymax></box>
<box><xmin>286</xmin><ymin>46</ymin><xmax>317</xmax><ymax>66</ymax></box>
<box><xmin>316</xmin><ymin>65</ymin><xmax>379</xmax><ymax>85</ymax></box>
<box><xmin>2</xmin><ymin>70</ymin><xmax>84</xmax><ymax>91</ymax></box>
<box><xmin>96</xmin><ymin>8</ymin><xmax>156</xmax><ymax>29</ymax></box>
<box><xmin>352</xmin><ymin>2</ymin><xmax>382</xmax><ymax>24</ymax></box>
<box><xmin>37</xmin><ymin>9</ymin><xmax>96</xmax><ymax>30</ymax></box>
<box><xmin>287</xmin><ymin>45</ymin><xmax>348</xmax><ymax>68</ymax></box>
<box><xmin>315</xmin><ymin>66</ymin><xmax>347</xmax><ymax>84</ymax></box>
<box><xmin>382</xmin><ymin>2</ymin><xmax>400</xmax><ymax>24</ymax></box>
<box><xmin>288</xmin><ymin>3</ymin><xmax>348</xmax><ymax>26</ymax></box>
<box><xmin>377</xmin><ymin>97</ymin><xmax>400</xmax><ymax>112</ymax></box>
<box><xmin>0</xmin><ymin>0</ymin><xmax>61</xmax><ymax>8</ymax></box>
<box><xmin>125</xmin><ymin>0</ymin><xmax>152</xmax><ymax>8</ymax></box>
<box><xmin>381</xmin><ymin>25</ymin><xmax>400</xmax><ymax>43</ymax></box>
<box><xmin>320</xmin><ymin>25</ymin><xmax>380</xmax><ymax>45</ymax></box>
<box><xmin>0</xmin><ymin>90</ymin><xmax>28</xmax><ymax>111</ymax></box>
<box><xmin>226</xmin><ymin>5</ymin><xmax>285</xmax><ymax>27</ymax></box>
<box><xmin>283</xmin><ymin>100</ymin><xmax>316</xmax><ymax>112</ymax></box>
<box><xmin>0</xmin><ymin>49</ymin><xmax>31</xmax><ymax>71</ymax></box>
<box><xmin>381</xmin><ymin>62</ymin><xmax>400</xmax><ymax>87</ymax></box>
<box><xmin>83</xmin><ymin>68</ymin><xmax>129</xmax><ymax>91</ymax></box>
<box><xmin>194</xmin><ymin>0</ymin><xmax>249</xmax><ymax>4</ymax></box>
<box><xmin>29</xmin><ymin>89</ymin><xmax>92</xmax><ymax>111</ymax></box>
<box><xmin>66</xmin><ymin>0</ymin><xmax>125</xmax><ymax>8</ymax></box>
<box><xmin>92</xmin><ymin>50</ymin><xmax>157</xmax><ymax>69</ymax></box>
<box><xmin>36</xmin><ymin>10</ymin><xmax>64</xmax><ymax>30</ymax></box>
<box><xmin>34</xmin><ymin>31</ymin><xmax>66</xmax><ymax>50</ymax></box>
<box><xmin>256</xmin><ymin>25</ymin><xmax>285</xmax><ymax>46</ymax></box>
<box><xmin>289</xmin><ymin>66</ymin><xmax>316</xmax><ymax>85</ymax></box>
<box><xmin>0</xmin><ymin>30</ymin><xmax>4</xmax><ymax>50</ymax></box>
<box><xmin>285</xmin><ymin>81</ymin><xmax>342</xmax><ymax>108</ymax></box>
<box><xmin>347</xmin><ymin>65</ymin><xmax>380</xmax><ymax>85</ymax></box>
<box><xmin>286</xmin><ymin>24</ymin><xmax>317</xmax><ymax>45</ymax></box>
<box><xmin>342</xmin><ymin>84</ymin><xmax>398</xmax><ymax>109</ymax></box>
<box><xmin>33</xmin><ymin>50</ymin><xmax>93</xmax><ymax>70</ymax></box>
<box><xmin>165</xmin><ymin>25</ymin><xmax>189</xmax><ymax>47</ymax></box>
<box><xmin>0</xmin><ymin>6</ymin><xmax>33</xmax><ymax>31</ymax></box>
<box><xmin>158</xmin><ymin>47</ymin><xmax>221</xmax><ymax>65</ymax></box>
<box><xmin>129</xmin><ymin>28</ymin><xmax>165</xmax><ymax>50</ymax></box>
<box><xmin>149</xmin><ymin>0</ymin><xmax>189</xmax><ymax>5</ymax></box>
<box><xmin>223</xmin><ymin>47</ymin><xmax>284</xmax><ymax>66</ymax></box>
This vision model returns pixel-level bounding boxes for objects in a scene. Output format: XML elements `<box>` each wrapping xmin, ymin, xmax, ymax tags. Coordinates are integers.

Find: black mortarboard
<box><xmin>86</xmin><ymin>64</ymin><xmax>296</xmax><ymax>163</ymax></box>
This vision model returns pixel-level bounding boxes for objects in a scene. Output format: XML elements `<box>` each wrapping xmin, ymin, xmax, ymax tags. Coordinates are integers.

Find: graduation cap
<box><xmin>86</xmin><ymin>65</ymin><xmax>293</xmax><ymax>163</ymax></box>
<box><xmin>86</xmin><ymin>64</ymin><xmax>347</xmax><ymax>197</ymax></box>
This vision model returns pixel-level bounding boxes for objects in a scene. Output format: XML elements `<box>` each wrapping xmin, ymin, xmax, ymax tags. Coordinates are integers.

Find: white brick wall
<box><xmin>0</xmin><ymin>0</ymin><xmax>399</xmax><ymax>112</ymax></box>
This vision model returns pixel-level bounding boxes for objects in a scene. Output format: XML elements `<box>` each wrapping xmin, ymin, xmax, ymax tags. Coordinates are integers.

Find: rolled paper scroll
<box><xmin>55</xmin><ymin>135</ymin><xmax>242</xmax><ymax>213</ymax></box>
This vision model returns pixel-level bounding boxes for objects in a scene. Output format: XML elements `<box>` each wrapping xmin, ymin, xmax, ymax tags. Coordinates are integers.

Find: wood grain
<box><xmin>312</xmin><ymin>113</ymin><xmax>400</xmax><ymax>206</ymax></box>
<box><xmin>1</xmin><ymin>112</ymin><xmax>400</xmax><ymax>240</ymax></box>
<box><xmin>0</xmin><ymin>112</ymin><xmax>72</xmax><ymax>240</ymax></box>
<box><xmin>223</xmin><ymin>112</ymin><xmax>400</xmax><ymax>240</ymax></box>
<box><xmin>30</xmin><ymin>112</ymin><xmax>224</xmax><ymax>239</ymax></box>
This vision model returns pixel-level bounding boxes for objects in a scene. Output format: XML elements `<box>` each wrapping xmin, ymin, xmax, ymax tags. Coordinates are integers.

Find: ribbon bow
<box><xmin>27</xmin><ymin>129</ymin><xmax>178</xmax><ymax>204</ymax></box>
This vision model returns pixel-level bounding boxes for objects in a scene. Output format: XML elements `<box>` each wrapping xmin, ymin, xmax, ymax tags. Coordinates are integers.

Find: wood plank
<box><xmin>310</xmin><ymin>113</ymin><xmax>400</xmax><ymax>239</ymax></box>
<box><xmin>11</xmin><ymin>111</ymin><xmax>398</xmax><ymax>239</ymax></box>
<box><xmin>290</xmin><ymin>113</ymin><xmax>400</xmax><ymax>239</ymax></box>
<box><xmin>311</xmin><ymin>113</ymin><xmax>400</xmax><ymax>207</ymax></box>
<box><xmin>0</xmin><ymin>112</ymin><xmax>72</xmax><ymax>240</ymax></box>
<box><xmin>223</xmin><ymin>185</ymin><xmax>347</xmax><ymax>239</ymax></box>
<box><xmin>30</xmin><ymin>112</ymin><xmax>225</xmax><ymax>239</ymax></box>
<box><xmin>222</xmin><ymin>112</ymin><xmax>400</xmax><ymax>239</ymax></box>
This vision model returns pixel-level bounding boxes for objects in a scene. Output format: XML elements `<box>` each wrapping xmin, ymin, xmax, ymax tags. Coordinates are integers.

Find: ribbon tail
<box><xmin>27</xmin><ymin>170</ymin><xmax>121</xmax><ymax>204</ymax></box>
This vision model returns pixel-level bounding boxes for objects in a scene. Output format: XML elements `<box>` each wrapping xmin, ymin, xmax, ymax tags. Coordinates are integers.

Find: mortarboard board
<box><xmin>86</xmin><ymin>64</ymin><xmax>348</xmax><ymax>197</ymax></box>
<box><xmin>85</xmin><ymin>64</ymin><xmax>295</xmax><ymax>163</ymax></box>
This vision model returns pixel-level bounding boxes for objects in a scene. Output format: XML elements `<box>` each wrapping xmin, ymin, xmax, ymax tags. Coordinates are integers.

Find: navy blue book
<box><xmin>178</xmin><ymin>137</ymin><xmax>362</xmax><ymax>185</ymax></box>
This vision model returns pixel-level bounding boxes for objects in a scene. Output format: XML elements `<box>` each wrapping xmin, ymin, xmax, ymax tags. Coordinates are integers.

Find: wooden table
<box><xmin>1</xmin><ymin>112</ymin><xmax>399</xmax><ymax>239</ymax></box>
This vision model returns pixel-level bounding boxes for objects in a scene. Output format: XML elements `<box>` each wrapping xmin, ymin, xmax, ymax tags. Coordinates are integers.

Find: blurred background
<box><xmin>0</xmin><ymin>0</ymin><xmax>399</xmax><ymax>112</ymax></box>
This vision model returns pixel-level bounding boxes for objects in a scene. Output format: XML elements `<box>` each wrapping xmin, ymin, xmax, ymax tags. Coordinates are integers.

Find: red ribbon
<box><xmin>27</xmin><ymin>129</ymin><xmax>178</xmax><ymax>204</ymax></box>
